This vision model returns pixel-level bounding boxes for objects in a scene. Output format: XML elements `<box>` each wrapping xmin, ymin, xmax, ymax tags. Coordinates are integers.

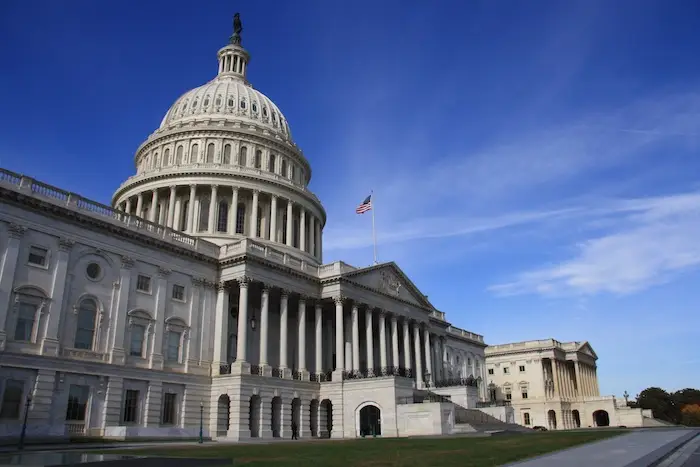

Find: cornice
<box><xmin>322</xmin><ymin>276</ymin><xmax>435</xmax><ymax>315</ymax></box>
<box><xmin>220</xmin><ymin>253</ymin><xmax>320</xmax><ymax>286</ymax></box>
<box><xmin>0</xmin><ymin>188</ymin><xmax>218</xmax><ymax>266</ymax></box>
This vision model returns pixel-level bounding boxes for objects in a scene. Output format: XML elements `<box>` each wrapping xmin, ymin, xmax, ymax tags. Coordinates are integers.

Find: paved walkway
<box><xmin>503</xmin><ymin>429</ymin><xmax>698</xmax><ymax>467</ymax></box>
<box><xmin>658</xmin><ymin>432</ymin><xmax>700</xmax><ymax>467</ymax></box>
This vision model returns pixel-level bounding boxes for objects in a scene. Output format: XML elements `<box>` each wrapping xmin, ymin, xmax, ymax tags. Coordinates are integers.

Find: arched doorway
<box><xmin>359</xmin><ymin>404</ymin><xmax>382</xmax><ymax>437</ymax></box>
<box><xmin>249</xmin><ymin>395</ymin><xmax>261</xmax><ymax>438</ymax></box>
<box><xmin>309</xmin><ymin>400</ymin><xmax>319</xmax><ymax>437</ymax></box>
<box><xmin>292</xmin><ymin>398</ymin><xmax>301</xmax><ymax>438</ymax></box>
<box><xmin>271</xmin><ymin>397</ymin><xmax>282</xmax><ymax>438</ymax></box>
<box><xmin>572</xmin><ymin>410</ymin><xmax>581</xmax><ymax>428</ymax></box>
<box><xmin>320</xmin><ymin>399</ymin><xmax>333</xmax><ymax>438</ymax></box>
<box><xmin>547</xmin><ymin>410</ymin><xmax>557</xmax><ymax>430</ymax></box>
<box><xmin>593</xmin><ymin>410</ymin><xmax>610</xmax><ymax>427</ymax></box>
<box><xmin>217</xmin><ymin>395</ymin><xmax>230</xmax><ymax>437</ymax></box>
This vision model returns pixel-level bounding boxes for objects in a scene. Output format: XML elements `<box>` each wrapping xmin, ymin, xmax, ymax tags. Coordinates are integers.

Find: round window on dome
<box><xmin>86</xmin><ymin>262</ymin><xmax>102</xmax><ymax>281</ymax></box>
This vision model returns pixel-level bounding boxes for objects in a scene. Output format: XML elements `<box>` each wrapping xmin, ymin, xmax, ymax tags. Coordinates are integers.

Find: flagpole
<box><xmin>371</xmin><ymin>190</ymin><xmax>378</xmax><ymax>265</ymax></box>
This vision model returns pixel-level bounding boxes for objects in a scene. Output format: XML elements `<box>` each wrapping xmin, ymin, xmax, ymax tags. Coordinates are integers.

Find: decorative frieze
<box><xmin>157</xmin><ymin>266</ymin><xmax>172</xmax><ymax>277</ymax></box>
<box><xmin>121</xmin><ymin>256</ymin><xmax>135</xmax><ymax>269</ymax></box>
<box><xmin>58</xmin><ymin>238</ymin><xmax>75</xmax><ymax>252</ymax></box>
<box><xmin>8</xmin><ymin>223</ymin><xmax>26</xmax><ymax>239</ymax></box>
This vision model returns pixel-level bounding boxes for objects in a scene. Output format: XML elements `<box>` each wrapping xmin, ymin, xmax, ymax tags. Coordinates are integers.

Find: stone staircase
<box><xmin>413</xmin><ymin>389</ymin><xmax>531</xmax><ymax>435</ymax></box>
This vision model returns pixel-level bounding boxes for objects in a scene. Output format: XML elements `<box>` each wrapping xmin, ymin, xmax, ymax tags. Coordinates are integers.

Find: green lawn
<box><xmin>116</xmin><ymin>430</ymin><xmax>626</xmax><ymax>466</ymax></box>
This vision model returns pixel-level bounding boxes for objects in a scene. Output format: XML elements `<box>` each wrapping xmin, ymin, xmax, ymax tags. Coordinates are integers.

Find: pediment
<box><xmin>576</xmin><ymin>341</ymin><xmax>598</xmax><ymax>360</ymax></box>
<box><xmin>343</xmin><ymin>262</ymin><xmax>433</xmax><ymax>309</ymax></box>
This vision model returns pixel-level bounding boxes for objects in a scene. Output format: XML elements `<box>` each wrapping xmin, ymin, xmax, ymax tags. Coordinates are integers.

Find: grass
<box><xmin>113</xmin><ymin>430</ymin><xmax>627</xmax><ymax>466</ymax></box>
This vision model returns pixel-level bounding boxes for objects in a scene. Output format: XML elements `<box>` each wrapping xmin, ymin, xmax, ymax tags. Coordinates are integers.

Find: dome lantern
<box><xmin>217</xmin><ymin>13</ymin><xmax>250</xmax><ymax>82</ymax></box>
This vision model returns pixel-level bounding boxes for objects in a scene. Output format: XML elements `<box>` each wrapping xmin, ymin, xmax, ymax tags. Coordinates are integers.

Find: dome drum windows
<box><xmin>206</xmin><ymin>143</ymin><xmax>215</xmax><ymax>163</ymax></box>
<box><xmin>239</xmin><ymin>146</ymin><xmax>248</xmax><ymax>166</ymax></box>
<box><xmin>190</xmin><ymin>143</ymin><xmax>199</xmax><ymax>163</ymax></box>
<box><xmin>240</xmin><ymin>99</ymin><xmax>246</xmax><ymax>110</ymax></box>
<box><xmin>269</xmin><ymin>154</ymin><xmax>276</xmax><ymax>173</ymax></box>
<box><xmin>254</xmin><ymin>150</ymin><xmax>262</xmax><ymax>169</ymax></box>
<box><xmin>252</xmin><ymin>102</ymin><xmax>258</xmax><ymax>114</ymax></box>
<box><xmin>223</xmin><ymin>144</ymin><xmax>232</xmax><ymax>164</ymax></box>
<box><xmin>203</xmin><ymin>96</ymin><xmax>211</xmax><ymax>108</ymax></box>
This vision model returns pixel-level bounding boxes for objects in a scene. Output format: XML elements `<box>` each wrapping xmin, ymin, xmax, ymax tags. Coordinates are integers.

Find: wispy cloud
<box><xmin>490</xmin><ymin>191</ymin><xmax>700</xmax><ymax>296</ymax></box>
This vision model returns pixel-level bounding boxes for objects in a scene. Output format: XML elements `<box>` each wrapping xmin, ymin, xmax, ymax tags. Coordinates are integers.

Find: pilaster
<box><xmin>0</xmin><ymin>223</ymin><xmax>25</xmax><ymax>350</ymax></box>
<box><xmin>110</xmin><ymin>256</ymin><xmax>133</xmax><ymax>364</ymax></box>
<box><xmin>144</xmin><ymin>381</ymin><xmax>163</xmax><ymax>426</ymax></box>
<box><xmin>27</xmin><ymin>369</ymin><xmax>55</xmax><ymax>426</ymax></box>
<box><xmin>300</xmin><ymin>398</ymin><xmax>312</xmax><ymax>438</ymax></box>
<box><xmin>149</xmin><ymin>267</ymin><xmax>170</xmax><ymax>370</ymax></box>
<box><xmin>41</xmin><ymin>237</ymin><xmax>74</xmax><ymax>356</ymax></box>
<box><xmin>101</xmin><ymin>377</ymin><xmax>124</xmax><ymax>428</ymax></box>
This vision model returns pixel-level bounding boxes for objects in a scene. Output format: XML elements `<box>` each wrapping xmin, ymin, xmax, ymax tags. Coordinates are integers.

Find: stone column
<box><xmin>593</xmin><ymin>367</ymin><xmax>600</xmax><ymax>396</ymax></box>
<box><xmin>166</xmin><ymin>186</ymin><xmax>177</xmax><ymax>228</ymax></box>
<box><xmin>186</xmin><ymin>185</ymin><xmax>196</xmax><ymax>233</ymax></box>
<box><xmin>0</xmin><ymin>224</ymin><xmax>24</xmax><ymax>350</ymax></box>
<box><xmin>551</xmin><ymin>360</ymin><xmax>561</xmax><ymax>398</ymax></box>
<box><xmin>208</xmin><ymin>185</ymin><xmax>218</xmax><ymax>234</ymax></box>
<box><xmin>315</xmin><ymin>302</ymin><xmax>323</xmax><ymax>374</ymax></box>
<box><xmin>298</xmin><ymin>297</ymin><xmax>307</xmax><ymax>374</ymax></box>
<box><xmin>333</xmin><ymin>298</ymin><xmax>345</xmax><ymax>377</ymax></box>
<box><xmin>441</xmin><ymin>337</ymin><xmax>448</xmax><ymax>380</ymax></box>
<box><xmin>136</xmin><ymin>193</ymin><xmax>144</xmax><ymax>217</ymax></box>
<box><xmin>148</xmin><ymin>189</ymin><xmax>159</xmax><ymax>223</ymax></box>
<box><xmin>279</xmin><ymin>292</ymin><xmax>289</xmax><ymax>376</ymax></box>
<box><xmin>300</xmin><ymin>208</ymin><xmax>306</xmax><ymax>252</ymax></box>
<box><xmin>212</xmin><ymin>282</ymin><xmax>229</xmax><ymax>371</ymax></box>
<box><xmin>308</xmin><ymin>215</ymin><xmax>315</xmax><ymax>258</ymax></box>
<box><xmin>351</xmin><ymin>303</ymin><xmax>360</xmax><ymax>372</ymax></box>
<box><xmin>390</xmin><ymin>315</ymin><xmax>399</xmax><ymax>370</ymax></box>
<box><xmin>315</xmin><ymin>221</ymin><xmax>322</xmax><ymax>258</ymax></box>
<box><xmin>402</xmin><ymin>319</ymin><xmax>411</xmax><ymax>372</ymax></box>
<box><xmin>233</xmin><ymin>279</ymin><xmax>250</xmax><ymax>370</ymax></box>
<box><xmin>125</xmin><ymin>198</ymin><xmax>132</xmax><ymax>215</ymax></box>
<box><xmin>148</xmin><ymin>267</ymin><xmax>169</xmax><ymax>370</ymax></box>
<box><xmin>365</xmin><ymin>308</ymin><xmax>375</xmax><ymax>375</ymax></box>
<box><xmin>286</xmin><ymin>200</ymin><xmax>294</xmax><ymax>247</ymax></box>
<box><xmin>378</xmin><ymin>311</ymin><xmax>387</xmax><ymax>372</ymax></box>
<box><xmin>109</xmin><ymin>256</ymin><xmax>133</xmax><ymax>364</ymax></box>
<box><xmin>413</xmin><ymin>322</ymin><xmax>423</xmax><ymax>387</ymax></box>
<box><xmin>259</xmin><ymin>286</ymin><xmax>270</xmax><ymax>372</ymax></box>
<box><xmin>574</xmin><ymin>361</ymin><xmax>582</xmax><ymax>397</ymax></box>
<box><xmin>251</xmin><ymin>190</ymin><xmax>259</xmax><ymax>238</ymax></box>
<box><xmin>270</xmin><ymin>195</ymin><xmax>278</xmax><ymax>242</ymax></box>
<box><xmin>229</xmin><ymin>188</ymin><xmax>239</xmax><ymax>234</ymax></box>
<box><xmin>423</xmin><ymin>326</ymin><xmax>433</xmax><ymax>386</ymax></box>
<box><xmin>41</xmin><ymin>238</ymin><xmax>73</xmax><ymax>356</ymax></box>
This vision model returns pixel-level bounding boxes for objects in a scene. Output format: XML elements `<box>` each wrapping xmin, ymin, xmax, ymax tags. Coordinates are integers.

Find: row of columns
<box><xmin>117</xmin><ymin>185</ymin><xmax>322</xmax><ymax>259</ymax></box>
<box><xmin>213</xmin><ymin>279</ymin><xmax>446</xmax><ymax>388</ymax></box>
<box><xmin>548</xmin><ymin>359</ymin><xmax>599</xmax><ymax>399</ymax></box>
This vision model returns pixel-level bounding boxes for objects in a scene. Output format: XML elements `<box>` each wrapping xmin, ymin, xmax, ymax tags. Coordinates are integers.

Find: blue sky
<box><xmin>2</xmin><ymin>0</ymin><xmax>700</xmax><ymax>398</ymax></box>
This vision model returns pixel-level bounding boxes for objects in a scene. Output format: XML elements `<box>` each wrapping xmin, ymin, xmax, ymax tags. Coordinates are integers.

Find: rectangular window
<box><xmin>65</xmin><ymin>384</ymin><xmax>90</xmax><ymax>421</ymax></box>
<box><xmin>506</xmin><ymin>393</ymin><xmax>512</xmax><ymax>400</ymax></box>
<box><xmin>161</xmin><ymin>392</ymin><xmax>177</xmax><ymax>425</ymax></box>
<box><xmin>130</xmin><ymin>324</ymin><xmax>145</xmax><ymax>357</ymax></box>
<box><xmin>166</xmin><ymin>331</ymin><xmax>181</xmax><ymax>362</ymax></box>
<box><xmin>488</xmin><ymin>368</ymin><xmax>494</xmax><ymax>375</ymax></box>
<box><xmin>519</xmin><ymin>365</ymin><xmax>526</xmax><ymax>372</ymax></box>
<box><xmin>0</xmin><ymin>380</ymin><xmax>24</xmax><ymax>419</ymax></box>
<box><xmin>522</xmin><ymin>392</ymin><xmax>528</xmax><ymax>399</ymax></box>
<box><xmin>136</xmin><ymin>275</ymin><xmax>151</xmax><ymax>293</ymax></box>
<box><xmin>503</xmin><ymin>367</ymin><xmax>509</xmax><ymax>374</ymax></box>
<box><xmin>524</xmin><ymin>413</ymin><xmax>531</xmax><ymax>425</ymax></box>
<box><xmin>122</xmin><ymin>389</ymin><xmax>139</xmax><ymax>424</ymax></box>
<box><xmin>14</xmin><ymin>302</ymin><xmax>37</xmax><ymax>342</ymax></box>
<box><xmin>27</xmin><ymin>246</ymin><xmax>48</xmax><ymax>266</ymax></box>
<box><xmin>172</xmin><ymin>284</ymin><xmax>185</xmax><ymax>301</ymax></box>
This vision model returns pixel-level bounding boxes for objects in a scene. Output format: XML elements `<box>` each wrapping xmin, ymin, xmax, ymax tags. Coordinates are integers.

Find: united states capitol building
<box><xmin>0</xmin><ymin>16</ymin><xmax>656</xmax><ymax>441</ymax></box>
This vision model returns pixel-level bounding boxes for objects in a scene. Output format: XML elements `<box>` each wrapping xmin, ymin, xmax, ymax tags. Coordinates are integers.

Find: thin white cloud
<box><xmin>490</xmin><ymin>192</ymin><xmax>700</xmax><ymax>296</ymax></box>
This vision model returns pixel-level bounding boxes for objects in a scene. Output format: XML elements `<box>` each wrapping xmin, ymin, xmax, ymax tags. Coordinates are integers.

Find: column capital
<box><xmin>8</xmin><ymin>223</ymin><xmax>27</xmax><ymax>239</ymax></box>
<box><xmin>189</xmin><ymin>184</ymin><xmax>197</xmax><ymax>189</ymax></box>
<box><xmin>58</xmin><ymin>238</ymin><xmax>75</xmax><ymax>252</ymax></box>
<box><xmin>252</xmin><ymin>189</ymin><xmax>260</xmax><ymax>195</ymax></box>
<box><xmin>120</xmin><ymin>255</ymin><xmax>135</xmax><ymax>270</ymax></box>
<box><xmin>157</xmin><ymin>267</ymin><xmax>171</xmax><ymax>278</ymax></box>
<box><xmin>216</xmin><ymin>281</ymin><xmax>228</xmax><ymax>292</ymax></box>
<box><xmin>261</xmin><ymin>285</ymin><xmax>271</xmax><ymax>294</ymax></box>
<box><xmin>236</xmin><ymin>276</ymin><xmax>252</xmax><ymax>288</ymax></box>
<box><xmin>298</xmin><ymin>295</ymin><xmax>307</xmax><ymax>305</ymax></box>
<box><xmin>390</xmin><ymin>313</ymin><xmax>398</xmax><ymax>323</ymax></box>
<box><xmin>333</xmin><ymin>296</ymin><xmax>347</xmax><ymax>305</ymax></box>
<box><xmin>280</xmin><ymin>289</ymin><xmax>291</xmax><ymax>299</ymax></box>
<box><xmin>377</xmin><ymin>309</ymin><xmax>387</xmax><ymax>318</ymax></box>
<box><xmin>169</xmin><ymin>185</ymin><xmax>176</xmax><ymax>192</ymax></box>
<box><xmin>211</xmin><ymin>184</ymin><xmax>219</xmax><ymax>190</ymax></box>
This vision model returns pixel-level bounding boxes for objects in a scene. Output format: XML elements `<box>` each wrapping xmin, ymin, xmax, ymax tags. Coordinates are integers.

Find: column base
<box><xmin>298</xmin><ymin>369</ymin><xmax>309</xmax><ymax>381</ymax></box>
<box><xmin>110</xmin><ymin>348</ymin><xmax>126</xmax><ymax>365</ymax></box>
<box><xmin>332</xmin><ymin>370</ymin><xmax>345</xmax><ymax>382</ymax></box>
<box><xmin>231</xmin><ymin>360</ymin><xmax>251</xmax><ymax>375</ymax></box>
<box><xmin>40</xmin><ymin>337</ymin><xmax>60</xmax><ymax>356</ymax></box>
<box><xmin>149</xmin><ymin>353</ymin><xmax>164</xmax><ymax>370</ymax></box>
<box><xmin>260</xmin><ymin>364</ymin><xmax>272</xmax><ymax>377</ymax></box>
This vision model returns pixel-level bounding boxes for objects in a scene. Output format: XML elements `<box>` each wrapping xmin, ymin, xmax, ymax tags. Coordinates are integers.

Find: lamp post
<box><xmin>18</xmin><ymin>396</ymin><xmax>32</xmax><ymax>451</ymax></box>
<box><xmin>199</xmin><ymin>401</ymin><xmax>204</xmax><ymax>444</ymax></box>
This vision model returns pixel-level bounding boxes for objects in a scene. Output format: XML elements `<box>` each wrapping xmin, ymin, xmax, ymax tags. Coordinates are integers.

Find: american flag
<box><xmin>355</xmin><ymin>194</ymin><xmax>372</xmax><ymax>214</ymax></box>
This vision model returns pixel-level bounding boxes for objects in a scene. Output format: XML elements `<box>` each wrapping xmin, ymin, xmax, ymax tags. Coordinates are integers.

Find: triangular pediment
<box><xmin>342</xmin><ymin>262</ymin><xmax>433</xmax><ymax>309</ymax></box>
<box><xmin>576</xmin><ymin>341</ymin><xmax>598</xmax><ymax>360</ymax></box>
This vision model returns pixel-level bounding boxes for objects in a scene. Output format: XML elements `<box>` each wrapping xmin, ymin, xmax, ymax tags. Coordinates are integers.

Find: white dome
<box><xmin>159</xmin><ymin>77</ymin><xmax>292</xmax><ymax>140</ymax></box>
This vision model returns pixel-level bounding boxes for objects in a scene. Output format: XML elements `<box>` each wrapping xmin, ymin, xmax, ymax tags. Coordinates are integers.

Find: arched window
<box><xmin>291</xmin><ymin>164</ymin><xmax>296</xmax><ymax>181</ymax></box>
<box><xmin>269</xmin><ymin>154</ymin><xmax>276</xmax><ymax>173</ymax></box>
<box><xmin>163</xmin><ymin>148</ymin><xmax>170</xmax><ymax>166</ymax></box>
<box><xmin>282</xmin><ymin>212</ymin><xmax>288</xmax><ymax>244</ymax></box>
<box><xmin>281</xmin><ymin>159</ymin><xmax>288</xmax><ymax>177</ymax></box>
<box><xmin>203</xmin><ymin>96</ymin><xmax>210</xmax><ymax>107</ymax></box>
<box><xmin>175</xmin><ymin>146</ymin><xmax>183</xmax><ymax>165</ymax></box>
<box><xmin>235</xmin><ymin>203</ymin><xmax>246</xmax><ymax>234</ymax></box>
<box><xmin>223</xmin><ymin>144</ymin><xmax>231</xmax><ymax>164</ymax></box>
<box><xmin>180</xmin><ymin>200</ymin><xmax>189</xmax><ymax>231</ymax></box>
<box><xmin>239</xmin><ymin>146</ymin><xmax>247</xmax><ymax>166</ymax></box>
<box><xmin>228</xmin><ymin>97</ymin><xmax>234</xmax><ymax>108</ymax></box>
<box><xmin>254</xmin><ymin>150</ymin><xmax>262</xmax><ymax>169</ymax></box>
<box><xmin>218</xmin><ymin>201</ymin><xmax>229</xmax><ymax>232</ymax></box>
<box><xmin>153</xmin><ymin>153</ymin><xmax>160</xmax><ymax>169</ymax></box>
<box><xmin>199</xmin><ymin>196</ymin><xmax>210</xmax><ymax>232</ymax></box>
<box><xmin>74</xmin><ymin>299</ymin><xmax>97</xmax><ymax>350</ymax></box>
<box><xmin>257</xmin><ymin>206</ymin><xmax>263</xmax><ymax>237</ymax></box>
<box><xmin>240</xmin><ymin>100</ymin><xmax>246</xmax><ymax>109</ymax></box>
<box><xmin>206</xmin><ymin>143</ymin><xmax>215</xmax><ymax>163</ymax></box>
<box><xmin>191</xmin><ymin>143</ymin><xmax>199</xmax><ymax>163</ymax></box>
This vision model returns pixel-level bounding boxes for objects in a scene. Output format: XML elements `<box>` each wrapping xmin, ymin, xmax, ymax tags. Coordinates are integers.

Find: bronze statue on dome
<box><xmin>231</xmin><ymin>13</ymin><xmax>243</xmax><ymax>45</ymax></box>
